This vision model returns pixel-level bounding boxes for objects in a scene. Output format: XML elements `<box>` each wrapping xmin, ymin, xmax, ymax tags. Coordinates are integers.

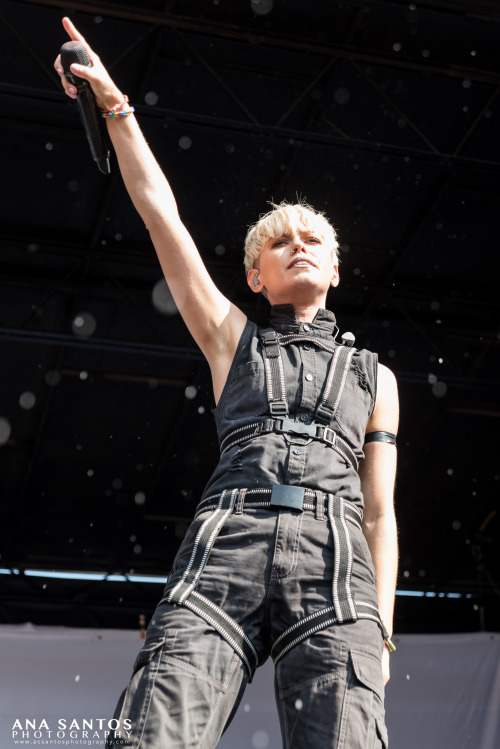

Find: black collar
<box><xmin>269</xmin><ymin>304</ymin><xmax>338</xmax><ymax>340</ymax></box>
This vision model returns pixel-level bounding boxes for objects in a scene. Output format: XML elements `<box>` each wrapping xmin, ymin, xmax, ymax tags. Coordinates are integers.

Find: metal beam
<box><xmin>12</xmin><ymin>0</ymin><xmax>500</xmax><ymax>87</ymax></box>
<box><xmin>0</xmin><ymin>326</ymin><xmax>203</xmax><ymax>360</ymax></box>
<box><xmin>3</xmin><ymin>85</ymin><xmax>500</xmax><ymax>172</ymax></box>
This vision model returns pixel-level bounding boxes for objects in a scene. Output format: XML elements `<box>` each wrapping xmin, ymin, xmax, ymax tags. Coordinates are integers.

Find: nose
<box><xmin>291</xmin><ymin>235</ymin><xmax>306</xmax><ymax>254</ymax></box>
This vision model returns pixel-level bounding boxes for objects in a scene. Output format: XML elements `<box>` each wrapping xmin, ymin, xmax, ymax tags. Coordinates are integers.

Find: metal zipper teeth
<box><xmin>189</xmin><ymin>593</ymin><xmax>258</xmax><ymax>675</ymax></box>
<box><xmin>272</xmin><ymin>605</ymin><xmax>336</xmax><ymax>650</ymax></box>
<box><xmin>329</xmin><ymin>506</ymin><xmax>343</xmax><ymax>622</ymax></box>
<box><xmin>169</xmin><ymin>494</ymin><xmax>226</xmax><ymax>601</ymax></box>
<box><xmin>264</xmin><ymin>357</ymin><xmax>274</xmax><ymax>402</ymax></box>
<box><xmin>355</xmin><ymin>600</ymin><xmax>378</xmax><ymax>612</ymax></box>
<box><xmin>320</xmin><ymin>345</ymin><xmax>342</xmax><ymax>407</ymax></box>
<box><xmin>179</xmin><ymin>507</ymin><xmax>234</xmax><ymax>604</ymax></box>
<box><xmin>220</xmin><ymin>421</ymin><xmax>261</xmax><ymax>453</ymax></box>
<box><xmin>183</xmin><ymin>599</ymin><xmax>252</xmax><ymax>675</ymax></box>
<box><xmin>339</xmin><ymin>504</ymin><xmax>356</xmax><ymax>620</ymax></box>
<box><xmin>168</xmin><ymin>526</ymin><xmax>207</xmax><ymax>600</ymax></box>
<box><xmin>333</xmin><ymin>349</ymin><xmax>354</xmax><ymax>413</ymax></box>
<box><xmin>277</xmin><ymin>353</ymin><xmax>287</xmax><ymax>404</ymax></box>
<box><xmin>273</xmin><ymin>614</ymin><xmax>337</xmax><ymax>662</ymax></box>
<box><xmin>191</xmin><ymin>591</ymin><xmax>257</xmax><ymax>657</ymax></box>
<box><xmin>180</xmin><ymin>489</ymin><xmax>237</xmax><ymax>600</ymax></box>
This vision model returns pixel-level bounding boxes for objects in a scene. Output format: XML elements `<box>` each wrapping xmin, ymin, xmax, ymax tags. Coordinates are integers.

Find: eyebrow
<box><xmin>272</xmin><ymin>228</ymin><xmax>321</xmax><ymax>239</ymax></box>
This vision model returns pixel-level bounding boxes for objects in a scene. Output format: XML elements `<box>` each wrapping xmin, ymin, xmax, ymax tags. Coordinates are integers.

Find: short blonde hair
<box><xmin>243</xmin><ymin>201</ymin><xmax>339</xmax><ymax>275</ymax></box>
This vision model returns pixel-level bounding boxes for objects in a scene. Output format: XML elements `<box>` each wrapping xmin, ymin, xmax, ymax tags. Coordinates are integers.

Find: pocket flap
<box><xmin>349</xmin><ymin>648</ymin><xmax>385</xmax><ymax>702</ymax></box>
<box><xmin>132</xmin><ymin>630</ymin><xmax>167</xmax><ymax>673</ymax></box>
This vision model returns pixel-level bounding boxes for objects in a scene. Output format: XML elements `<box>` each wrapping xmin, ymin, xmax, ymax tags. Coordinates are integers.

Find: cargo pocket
<box><xmin>350</xmin><ymin>648</ymin><xmax>385</xmax><ymax>703</ymax></box>
<box><xmin>132</xmin><ymin>627</ymin><xmax>170</xmax><ymax>674</ymax></box>
<box><xmin>108</xmin><ymin>629</ymin><xmax>174</xmax><ymax>749</ymax></box>
<box><xmin>346</xmin><ymin>648</ymin><xmax>388</xmax><ymax>749</ymax></box>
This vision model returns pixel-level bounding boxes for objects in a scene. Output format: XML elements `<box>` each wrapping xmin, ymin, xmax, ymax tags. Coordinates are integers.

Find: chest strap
<box><xmin>260</xmin><ymin>329</ymin><xmax>288</xmax><ymax>416</ymax></box>
<box><xmin>259</xmin><ymin>328</ymin><xmax>355</xmax><ymax>428</ymax></box>
<box><xmin>315</xmin><ymin>345</ymin><xmax>354</xmax><ymax>425</ymax></box>
<box><xmin>219</xmin><ymin>417</ymin><xmax>358</xmax><ymax>471</ymax></box>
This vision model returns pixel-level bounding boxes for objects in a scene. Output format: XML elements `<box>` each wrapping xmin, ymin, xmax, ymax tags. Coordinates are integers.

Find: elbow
<box><xmin>362</xmin><ymin>507</ymin><xmax>397</xmax><ymax>536</ymax></box>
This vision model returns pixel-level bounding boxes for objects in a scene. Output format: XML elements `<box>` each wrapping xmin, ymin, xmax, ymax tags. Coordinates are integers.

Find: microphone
<box><xmin>60</xmin><ymin>41</ymin><xmax>111</xmax><ymax>175</ymax></box>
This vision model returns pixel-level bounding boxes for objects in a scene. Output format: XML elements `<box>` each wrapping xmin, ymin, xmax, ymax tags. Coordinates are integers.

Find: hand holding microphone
<box><xmin>55</xmin><ymin>17</ymin><xmax>131</xmax><ymax>174</ymax></box>
<box><xmin>59</xmin><ymin>40</ymin><xmax>110</xmax><ymax>174</ymax></box>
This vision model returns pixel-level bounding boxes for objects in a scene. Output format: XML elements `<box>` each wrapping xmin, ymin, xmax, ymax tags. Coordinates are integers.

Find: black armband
<box><xmin>364</xmin><ymin>431</ymin><xmax>397</xmax><ymax>447</ymax></box>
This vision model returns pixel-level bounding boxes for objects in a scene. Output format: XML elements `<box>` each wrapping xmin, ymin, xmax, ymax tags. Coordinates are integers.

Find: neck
<box><xmin>268</xmin><ymin>301</ymin><xmax>325</xmax><ymax>322</ymax></box>
<box><xmin>266</xmin><ymin>290</ymin><xmax>328</xmax><ymax>322</ymax></box>
<box><xmin>291</xmin><ymin>303</ymin><xmax>323</xmax><ymax>322</ymax></box>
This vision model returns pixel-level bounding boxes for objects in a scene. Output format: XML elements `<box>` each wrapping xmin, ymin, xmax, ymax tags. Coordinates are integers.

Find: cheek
<box><xmin>261</xmin><ymin>253</ymin><xmax>284</xmax><ymax>275</ymax></box>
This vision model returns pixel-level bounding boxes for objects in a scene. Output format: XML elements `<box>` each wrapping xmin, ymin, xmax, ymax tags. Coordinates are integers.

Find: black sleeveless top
<box><xmin>202</xmin><ymin>305</ymin><xmax>378</xmax><ymax>511</ymax></box>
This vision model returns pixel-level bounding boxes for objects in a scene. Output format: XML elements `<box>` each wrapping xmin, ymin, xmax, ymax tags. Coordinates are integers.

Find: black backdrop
<box><xmin>0</xmin><ymin>0</ymin><xmax>499</xmax><ymax>632</ymax></box>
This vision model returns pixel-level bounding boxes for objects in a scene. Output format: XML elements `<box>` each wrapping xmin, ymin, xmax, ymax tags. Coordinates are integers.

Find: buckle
<box><xmin>321</xmin><ymin>426</ymin><xmax>336</xmax><ymax>446</ymax></box>
<box><xmin>255</xmin><ymin>419</ymin><xmax>273</xmax><ymax>435</ymax></box>
<box><xmin>270</xmin><ymin>401</ymin><xmax>288</xmax><ymax>416</ymax></box>
<box><xmin>315</xmin><ymin>404</ymin><xmax>335</xmax><ymax>424</ymax></box>
<box><xmin>280</xmin><ymin>418</ymin><xmax>316</xmax><ymax>438</ymax></box>
<box><xmin>260</xmin><ymin>329</ymin><xmax>278</xmax><ymax>346</ymax></box>
<box><xmin>270</xmin><ymin>485</ymin><xmax>305</xmax><ymax>512</ymax></box>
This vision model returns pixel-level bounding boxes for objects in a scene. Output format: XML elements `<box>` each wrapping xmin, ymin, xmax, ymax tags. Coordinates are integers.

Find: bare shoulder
<box><xmin>377</xmin><ymin>363</ymin><xmax>398</xmax><ymax>398</ymax></box>
<box><xmin>368</xmin><ymin>362</ymin><xmax>399</xmax><ymax>432</ymax></box>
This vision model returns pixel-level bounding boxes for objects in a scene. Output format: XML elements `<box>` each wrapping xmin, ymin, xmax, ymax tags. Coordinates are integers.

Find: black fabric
<box><xmin>364</xmin><ymin>431</ymin><xmax>397</xmax><ymax>447</ymax></box>
<box><xmin>207</xmin><ymin>307</ymin><xmax>378</xmax><ymax>511</ymax></box>
<box><xmin>269</xmin><ymin>304</ymin><xmax>338</xmax><ymax>340</ymax></box>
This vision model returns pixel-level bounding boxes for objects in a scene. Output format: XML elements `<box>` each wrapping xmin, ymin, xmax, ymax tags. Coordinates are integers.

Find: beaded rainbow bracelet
<box><xmin>101</xmin><ymin>107</ymin><xmax>135</xmax><ymax>119</ymax></box>
<box><xmin>100</xmin><ymin>94</ymin><xmax>134</xmax><ymax>118</ymax></box>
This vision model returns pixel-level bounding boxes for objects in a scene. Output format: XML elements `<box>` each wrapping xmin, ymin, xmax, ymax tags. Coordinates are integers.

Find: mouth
<box><xmin>288</xmin><ymin>257</ymin><xmax>317</xmax><ymax>270</ymax></box>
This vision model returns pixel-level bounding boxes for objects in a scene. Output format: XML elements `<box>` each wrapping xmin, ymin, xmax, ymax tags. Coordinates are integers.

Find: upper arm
<box><xmin>148</xmin><ymin>217</ymin><xmax>247</xmax><ymax>380</ymax></box>
<box><xmin>367</xmin><ymin>362</ymin><xmax>399</xmax><ymax>435</ymax></box>
<box><xmin>359</xmin><ymin>363</ymin><xmax>399</xmax><ymax>520</ymax></box>
<box><xmin>104</xmin><ymin>112</ymin><xmax>247</xmax><ymax>374</ymax></box>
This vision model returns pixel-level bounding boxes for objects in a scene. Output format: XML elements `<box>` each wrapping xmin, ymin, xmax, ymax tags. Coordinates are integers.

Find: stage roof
<box><xmin>0</xmin><ymin>0</ymin><xmax>499</xmax><ymax>632</ymax></box>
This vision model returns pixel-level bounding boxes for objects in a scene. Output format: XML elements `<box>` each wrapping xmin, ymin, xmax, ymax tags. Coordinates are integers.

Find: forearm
<box><xmin>105</xmin><ymin>114</ymin><xmax>179</xmax><ymax>228</ymax></box>
<box><xmin>104</xmin><ymin>112</ymin><xmax>218</xmax><ymax>319</ymax></box>
<box><xmin>362</xmin><ymin>510</ymin><xmax>398</xmax><ymax>637</ymax></box>
<box><xmin>56</xmin><ymin>18</ymin><xmax>181</xmax><ymax>234</ymax></box>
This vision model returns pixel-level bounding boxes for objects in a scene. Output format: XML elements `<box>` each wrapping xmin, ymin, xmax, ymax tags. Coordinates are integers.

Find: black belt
<box><xmin>196</xmin><ymin>487</ymin><xmax>363</xmax><ymax>526</ymax></box>
<box><xmin>219</xmin><ymin>418</ymin><xmax>358</xmax><ymax>471</ymax></box>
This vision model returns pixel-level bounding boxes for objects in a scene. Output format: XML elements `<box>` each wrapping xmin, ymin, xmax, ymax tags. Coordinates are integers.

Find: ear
<box><xmin>330</xmin><ymin>264</ymin><xmax>340</xmax><ymax>288</ymax></box>
<box><xmin>247</xmin><ymin>269</ymin><xmax>263</xmax><ymax>293</ymax></box>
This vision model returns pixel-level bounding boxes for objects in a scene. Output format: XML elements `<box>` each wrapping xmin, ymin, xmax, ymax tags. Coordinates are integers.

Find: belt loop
<box><xmin>234</xmin><ymin>488</ymin><xmax>246</xmax><ymax>515</ymax></box>
<box><xmin>315</xmin><ymin>491</ymin><xmax>326</xmax><ymax>521</ymax></box>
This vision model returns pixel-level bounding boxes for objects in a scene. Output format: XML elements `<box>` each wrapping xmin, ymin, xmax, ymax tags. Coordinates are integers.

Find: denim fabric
<box><xmin>205</xmin><ymin>306</ymin><xmax>378</xmax><ymax>513</ymax></box>
<box><xmin>107</xmin><ymin>501</ymin><xmax>388</xmax><ymax>749</ymax></box>
<box><xmin>107</xmin><ymin>307</ymin><xmax>388</xmax><ymax>748</ymax></box>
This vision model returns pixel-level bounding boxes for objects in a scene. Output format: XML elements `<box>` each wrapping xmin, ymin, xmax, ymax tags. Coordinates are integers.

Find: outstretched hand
<box><xmin>54</xmin><ymin>17</ymin><xmax>124</xmax><ymax>112</ymax></box>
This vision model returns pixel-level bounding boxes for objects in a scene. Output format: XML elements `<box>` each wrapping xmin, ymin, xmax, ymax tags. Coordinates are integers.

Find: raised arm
<box><xmin>54</xmin><ymin>18</ymin><xmax>246</xmax><ymax>400</ymax></box>
<box><xmin>358</xmin><ymin>362</ymin><xmax>399</xmax><ymax>684</ymax></box>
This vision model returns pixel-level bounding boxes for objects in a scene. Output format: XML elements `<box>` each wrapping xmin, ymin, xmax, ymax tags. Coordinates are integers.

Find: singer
<box><xmin>55</xmin><ymin>17</ymin><xmax>398</xmax><ymax>749</ymax></box>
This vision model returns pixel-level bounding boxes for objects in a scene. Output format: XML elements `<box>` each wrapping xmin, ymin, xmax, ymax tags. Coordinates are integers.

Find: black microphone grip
<box><xmin>60</xmin><ymin>41</ymin><xmax>111</xmax><ymax>175</ymax></box>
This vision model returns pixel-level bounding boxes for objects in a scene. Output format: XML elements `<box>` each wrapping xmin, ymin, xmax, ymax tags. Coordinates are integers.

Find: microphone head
<box><xmin>60</xmin><ymin>41</ymin><xmax>91</xmax><ymax>72</ymax></box>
